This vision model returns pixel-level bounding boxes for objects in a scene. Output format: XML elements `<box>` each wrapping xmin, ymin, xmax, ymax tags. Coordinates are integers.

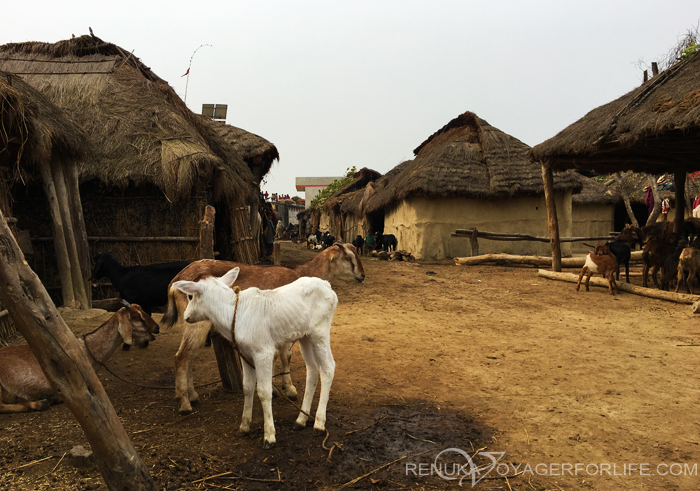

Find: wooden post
<box><xmin>470</xmin><ymin>228</ymin><xmax>479</xmax><ymax>257</ymax></box>
<box><xmin>541</xmin><ymin>162</ymin><xmax>562</xmax><ymax>272</ymax></box>
<box><xmin>39</xmin><ymin>160</ymin><xmax>75</xmax><ymax>308</ymax></box>
<box><xmin>51</xmin><ymin>159</ymin><xmax>88</xmax><ymax>308</ymax></box>
<box><xmin>674</xmin><ymin>171</ymin><xmax>686</xmax><ymax>234</ymax></box>
<box><xmin>651</xmin><ymin>62</ymin><xmax>659</xmax><ymax>77</ymax></box>
<box><xmin>65</xmin><ymin>162</ymin><xmax>91</xmax><ymax>308</ymax></box>
<box><xmin>0</xmin><ymin>210</ymin><xmax>155</xmax><ymax>491</ymax></box>
<box><xmin>199</xmin><ymin>205</ymin><xmax>215</xmax><ymax>260</ymax></box>
<box><xmin>199</xmin><ymin>205</ymin><xmax>243</xmax><ymax>393</ymax></box>
<box><xmin>273</xmin><ymin>242</ymin><xmax>281</xmax><ymax>265</ymax></box>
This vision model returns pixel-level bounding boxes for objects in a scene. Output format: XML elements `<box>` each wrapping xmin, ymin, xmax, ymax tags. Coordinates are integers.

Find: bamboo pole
<box><xmin>0</xmin><ymin>210</ymin><xmax>155</xmax><ymax>491</ymax></box>
<box><xmin>541</xmin><ymin>162</ymin><xmax>561</xmax><ymax>271</ymax></box>
<box><xmin>51</xmin><ymin>159</ymin><xmax>88</xmax><ymax>308</ymax></box>
<box><xmin>39</xmin><ymin>160</ymin><xmax>75</xmax><ymax>308</ymax></box>
<box><xmin>537</xmin><ymin>269</ymin><xmax>699</xmax><ymax>304</ymax></box>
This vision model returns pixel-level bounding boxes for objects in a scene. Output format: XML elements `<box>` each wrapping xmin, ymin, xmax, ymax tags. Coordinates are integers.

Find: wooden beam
<box><xmin>66</xmin><ymin>162</ymin><xmax>91</xmax><ymax>308</ymax></box>
<box><xmin>541</xmin><ymin>162</ymin><xmax>561</xmax><ymax>271</ymax></box>
<box><xmin>454</xmin><ymin>251</ymin><xmax>643</xmax><ymax>267</ymax></box>
<box><xmin>51</xmin><ymin>159</ymin><xmax>88</xmax><ymax>308</ymax></box>
<box><xmin>39</xmin><ymin>160</ymin><xmax>75</xmax><ymax>308</ymax></box>
<box><xmin>0</xmin><ymin>211</ymin><xmax>155</xmax><ymax>490</ymax></box>
<box><xmin>538</xmin><ymin>269</ymin><xmax>699</xmax><ymax>304</ymax></box>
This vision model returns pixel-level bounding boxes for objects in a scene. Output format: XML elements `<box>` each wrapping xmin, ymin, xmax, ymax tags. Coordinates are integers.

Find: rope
<box><xmin>229</xmin><ymin>286</ymin><xmax>256</xmax><ymax>369</ymax></box>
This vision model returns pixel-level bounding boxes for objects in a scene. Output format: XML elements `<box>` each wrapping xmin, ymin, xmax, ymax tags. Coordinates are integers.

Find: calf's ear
<box><xmin>173</xmin><ymin>280</ymin><xmax>203</xmax><ymax>295</ymax></box>
<box><xmin>220</xmin><ymin>267</ymin><xmax>240</xmax><ymax>287</ymax></box>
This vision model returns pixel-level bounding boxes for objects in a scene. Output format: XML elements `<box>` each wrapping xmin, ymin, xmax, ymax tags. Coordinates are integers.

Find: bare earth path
<box><xmin>1</xmin><ymin>241</ymin><xmax>699</xmax><ymax>490</ymax></box>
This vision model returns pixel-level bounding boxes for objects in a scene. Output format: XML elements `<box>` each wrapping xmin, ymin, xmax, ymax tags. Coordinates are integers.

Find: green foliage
<box><xmin>310</xmin><ymin>166</ymin><xmax>357</xmax><ymax>209</ymax></box>
<box><xmin>680</xmin><ymin>42</ymin><xmax>699</xmax><ymax>60</ymax></box>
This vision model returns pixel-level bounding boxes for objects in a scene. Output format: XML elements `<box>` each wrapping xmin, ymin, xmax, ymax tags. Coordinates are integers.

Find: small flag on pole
<box><xmin>181</xmin><ymin>68</ymin><xmax>190</xmax><ymax>77</ymax></box>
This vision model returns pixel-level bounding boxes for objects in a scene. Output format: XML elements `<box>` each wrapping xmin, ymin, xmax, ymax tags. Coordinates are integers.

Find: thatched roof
<box><xmin>361</xmin><ymin>111</ymin><xmax>581</xmax><ymax>214</ymax></box>
<box><xmin>0</xmin><ymin>70</ymin><xmax>86</xmax><ymax>173</ymax></box>
<box><xmin>322</xmin><ymin>167</ymin><xmax>382</xmax><ymax>213</ymax></box>
<box><xmin>0</xmin><ymin>35</ymin><xmax>254</xmax><ymax>203</ymax></box>
<box><xmin>531</xmin><ymin>52</ymin><xmax>700</xmax><ymax>174</ymax></box>
<box><xmin>209</xmin><ymin>119</ymin><xmax>279</xmax><ymax>183</ymax></box>
<box><xmin>572</xmin><ymin>173</ymin><xmax>621</xmax><ymax>205</ymax></box>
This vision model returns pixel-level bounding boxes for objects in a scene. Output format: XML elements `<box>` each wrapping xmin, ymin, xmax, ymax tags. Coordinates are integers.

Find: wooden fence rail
<box><xmin>452</xmin><ymin>228</ymin><xmax>619</xmax><ymax>257</ymax></box>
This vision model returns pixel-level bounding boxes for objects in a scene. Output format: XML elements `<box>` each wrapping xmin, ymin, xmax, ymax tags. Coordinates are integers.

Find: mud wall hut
<box><xmin>0</xmin><ymin>36</ymin><xmax>261</xmax><ymax>303</ymax></box>
<box><xmin>570</xmin><ymin>175</ymin><xmax>619</xmax><ymax>253</ymax></box>
<box><xmin>359</xmin><ymin>112</ymin><xmax>581</xmax><ymax>260</ymax></box>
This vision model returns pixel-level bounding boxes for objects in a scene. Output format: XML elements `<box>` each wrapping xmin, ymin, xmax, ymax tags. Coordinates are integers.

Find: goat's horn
<box><xmin>333</xmin><ymin>241</ymin><xmax>345</xmax><ymax>246</ymax></box>
<box><xmin>121</xmin><ymin>299</ymin><xmax>132</xmax><ymax>307</ymax></box>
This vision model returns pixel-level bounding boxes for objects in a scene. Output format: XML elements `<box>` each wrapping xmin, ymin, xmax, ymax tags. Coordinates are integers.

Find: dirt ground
<box><xmin>2</xmin><ymin>241</ymin><xmax>700</xmax><ymax>491</ymax></box>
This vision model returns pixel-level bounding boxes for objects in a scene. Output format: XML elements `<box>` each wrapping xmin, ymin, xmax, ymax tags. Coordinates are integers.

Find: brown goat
<box><xmin>162</xmin><ymin>242</ymin><xmax>365</xmax><ymax>415</ymax></box>
<box><xmin>675</xmin><ymin>247</ymin><xmax>700</xmax><ymax>294</ymax></box>
<box><xmin>576</xmin><ymin>244</ymin><xmax>620</xmax><ymax>295</ymax></box>
<box><xmin>0</xmin><ymin>304</ymin><xmax>158</xmax><ymax>414</ymax></box>
<box><xmin>642</xmin><ymin>229</ymin><xmax>679</xmax><ymax>288</ymax></box>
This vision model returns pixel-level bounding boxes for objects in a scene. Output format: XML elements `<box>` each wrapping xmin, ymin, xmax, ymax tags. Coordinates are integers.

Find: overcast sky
<box><xmin>5</xmin><ymin>1</ymin><xmax>699</xmax><ymax>198</ymax></box>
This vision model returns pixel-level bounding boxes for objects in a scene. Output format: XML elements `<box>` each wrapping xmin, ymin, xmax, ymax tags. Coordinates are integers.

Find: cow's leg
<box><xmin>174</xmin><ymin>321</ymin><xmax>210</xmax><ymax>415</ymax></box>
<box><xmin>294</xmin><ymin>337</ymin><xmax>319</xmax><ymax>431</ymax></box>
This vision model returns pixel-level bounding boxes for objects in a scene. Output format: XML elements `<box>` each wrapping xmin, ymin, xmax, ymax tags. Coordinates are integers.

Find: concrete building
<box><xmin>296</xmin><ymin>176</ymin><xmax>342</xmax><ymax>209</ymax></box>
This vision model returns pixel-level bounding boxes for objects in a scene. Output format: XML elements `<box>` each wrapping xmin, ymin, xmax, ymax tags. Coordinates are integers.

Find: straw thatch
<box><xmin>0</xmin><ymin>70</ymin><xmax>86</xmax><ymax>175</ymax></box>
<box><xmin>361</xmin><ymin>111</ymin><xmax>581</xmax><ymax>214</ymax></box>
<box><xmin>531</xmin><ymin>52</ymin><xmax>700</xmax><ymax>174</ymax></box>
<box><xmin>209</xmin><ymin>119</ymin><xmax>279</xmax><ymax>183</ymax></box>
<box><xmin>0</xmin><ymin>35</ymin><xmax>253</xmax><ymax>203</ymax></box>
<box><xmin>322</xmin><ymin>167</ymin><xmax>382</xmax><ymax>213</ymax></box>
<box><xmin>572</xmin><ymin>174</ymin><xmax>621</xmax><ymax>205</ymax></box>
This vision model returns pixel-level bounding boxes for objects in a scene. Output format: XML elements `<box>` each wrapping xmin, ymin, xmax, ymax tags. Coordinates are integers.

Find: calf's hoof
<box><xmin>292</xmin><ymin>422</ymin><xmax>307</xmax><ymax>431</ymax></box>
<box><xmin>263</xmin><ymin>439</ymin><xmax>276</xmax><ymax>449</ymax></box>
<box><xmin>178</xmin><ymin>405</ymin><xmax>193</xmax><ymax>416</ymax></box>
<box><xmin>312</xmin><ymin>427</ymin><xmax>326</xmax><ymax>437</ymax></box>
<box><xmin>237</xmin><ymin>429</ymin><xmax>250</xmax><ymax>436</ymax></box>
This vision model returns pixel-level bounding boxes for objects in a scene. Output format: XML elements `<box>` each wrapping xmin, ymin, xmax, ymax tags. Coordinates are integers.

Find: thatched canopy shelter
<box><xmin>0</xmin><ymin>35</ymin><xmax>261</xmax><ymax>296</ymax></box>
<box><xmin>531</xmin><ymin>51</ymin><xmax>700</xmax><ymax>269</ymax></box>
<box><xmin>0</xmin><ymin>69</ymin><xmax>91</xmax><ymax>308</ymax></box>
<box><xmin>337</xmin><ymin>111</ymin><xmax>581</xmax><ymax>259</ymax></box>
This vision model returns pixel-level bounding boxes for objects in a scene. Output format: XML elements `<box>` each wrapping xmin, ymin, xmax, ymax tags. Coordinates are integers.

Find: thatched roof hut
<box><xmin>333</xmin><ymin>111</ymin><xmax>582</xmax><ymax>259</ymax></box>
<box><xmin>531</xmin><ymin>51</ymin><xmax>700</xmax><ymax>268</ymax></box>
<box><xmin>0</xmin><ymin>35</ymin><xmax>262</xmax><ymax>300</ymax></box>
<box><xmin>0</xmin><ymin>35</ymin><xmax>253</xmax><ymax>203</ymax></box>
<box><xmin>362</xmin><ymin>111</ymin><xmax>581</xmax><ymax>214</ymax></box>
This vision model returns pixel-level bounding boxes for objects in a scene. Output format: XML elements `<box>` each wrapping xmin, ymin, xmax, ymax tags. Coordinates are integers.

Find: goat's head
<box><xmin>173</xmin><ymin>267</ymin><xmax>240</xmax><ymax>324</ymax></box>
<box><xmin>90</xmin><ymin>252</ymin><xmax>114</xmax><ymax>281</ymax></box>
<box><xmin>327</xmin><ymin>242</ymin><xmax>366</xmax><ymax>283</ymax></box>
<box><xmin>117</xmin><ymin>304</ymin><xmax>159</xmax><ymax>350</ymax></box>
<box><xmin>593</xmin><ymin>244</ymin><xmax>610</xmax><ymax>256</ymax></box>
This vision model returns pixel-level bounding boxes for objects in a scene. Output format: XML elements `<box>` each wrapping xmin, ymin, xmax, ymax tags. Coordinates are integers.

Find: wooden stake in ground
<box><xmin>541</xmin><ymin>162</ymin><xmax>561</xmax><ymax>272</ymax></box>
<box><xmin>0</xmin><ymin>210</ymin><xmax>155</xmax><ymax>491</ymax></box>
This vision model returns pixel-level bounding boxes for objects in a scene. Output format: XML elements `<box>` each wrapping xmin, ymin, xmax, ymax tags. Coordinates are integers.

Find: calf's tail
<box><xmin>161</xmin><ymin>286</ymin><xmax>179</xmax><ymax>329</ymax></box>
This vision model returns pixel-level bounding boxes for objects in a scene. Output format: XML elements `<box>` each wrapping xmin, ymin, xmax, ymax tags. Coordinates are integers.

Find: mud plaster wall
<box><xmin>382</xmin><ymin>193</ymin><xmax>573</xmax><ymax>260</ymax></box>
<box><xmin>571</xmin><ymin>204</ymin><xmax>615</xmax><ymax>254</ymax></box>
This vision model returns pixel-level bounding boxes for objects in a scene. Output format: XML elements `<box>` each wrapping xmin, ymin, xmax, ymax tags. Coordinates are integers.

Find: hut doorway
<box><xmin>368</xmin><ymin>210</ymin><xmax>384</xmax><ymax>235</ymax></box>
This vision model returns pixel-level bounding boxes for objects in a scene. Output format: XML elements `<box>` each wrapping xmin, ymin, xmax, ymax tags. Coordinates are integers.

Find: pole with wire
<box><xmin>182</xmin><ymin>44</ymin><xmax>213</xmax><ymax>104</ymax></box>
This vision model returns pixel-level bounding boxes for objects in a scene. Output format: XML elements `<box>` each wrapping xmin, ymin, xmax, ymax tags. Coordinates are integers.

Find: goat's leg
<box><xmin>642</xmin><ymin>263</ymin><xmax>650</xmax><ymax>287</ymax></box>
<box><xmin>624</xmin><ymin>260</ymin><xmax>630</xmax><ymax>283</ymax></box>
<box><xmin>174</xmin><ymin>321</ymin><xmax>210</xmax><ymax>415</ymax></box>
<box><xmin>575</xmin><ymin>267</ymin><xmax>588</xmax><ymax>292</ymax></box>
<box><xmin>238</xmin><ymin>361</ymin><xmax>256</xmax><ymax>436</ymax></box>
<box><xmin>253</xmin><ymin>353</ymin><xmax>277</xmax><ymax>449</ymax></box>
<box><xmin>584</xmin><ymin>272</ymin><xmax>592</xmax><ymax>292</ymax></box>
<box><xmin>277</xmin><ymin>342</ymin><xmax>297</xmax><ymax>400</ymax></box>
<box><xmin>688</xmin><ymin>268</ymin><xmax>697</xmax><ymax>295</ymax></box>
<box><xmin>294</xmin><ymin>337</ymin><xmax>319</xmax><ymax>431</ymax></box>
<box><xmin>675</xmin><ymin>267</ymin><xmax>684</xmax><ymax>293</ymax></box>
<box><xmin>310</xmin><ymin>338</ymin><xmax>336</xmax><ymax>436</ymax></box>
<box><xmin>651</xmin><ymin>265</ymin><xmax>660</xmax><ymax>289</ymax></box>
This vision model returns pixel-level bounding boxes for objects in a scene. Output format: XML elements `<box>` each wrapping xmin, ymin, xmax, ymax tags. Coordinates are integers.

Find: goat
<box><xmin>161</xmin><ymin>242</ymin><xmax>364</xmax><ymax>415</ymax></box>
<box><xmin>174</xmin><ymin>268</ymin><xmax>337</xmax><ymax>449</ymax></box>
<box><xmin>661</xmin><ymin>238</ymin><xmax>689</xmax><ymax>291</ymax></box>
<box><xmin>642</xmin><ymin>230</ymin><xmax>679</xmax><ymax>288</ymax></box>
<box><xmin>374</xmin><ymin>232</ymin><xmax>398</xmax><ymax>252</ymax></box>
<box><xmin>351</xmin><ymin>235</ymin><xmax>365</xmax><ymax>254</ymax></box>
<box><xmin>0</xmin><ymin>304</ymin><xmax>158</xmax><ymax>414</ymax></box>
<box><xmin>321</xmin><ymin>232</ymin><xmax>335</xmax><ymax>249</ymax></box>
<box><xmin>91</xmin><ymin>252</ymin><xmax>190</xmax><ymax>315</ymax></box>
<box><xmin>675</xmin><ymin>246</ymin><xmax>700</xmax><ymax>294</ymax></box>
<box><xmin>576</xmin><ymin>244</ymin><xmax>620</xmax><ymax>295</ymax></box>
<box><xmin>306</xmin><ymin>233</ymin><xmax>319</xmax><ymax>249</ymax></box>
<box><xmin>604</xmin><ymin>241</ymin><xmax>631</xmax><ymax>283</ymax></box>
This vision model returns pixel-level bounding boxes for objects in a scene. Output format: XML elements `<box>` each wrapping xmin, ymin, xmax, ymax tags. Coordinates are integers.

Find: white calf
<box><xmin>173</xmin><ymin>267</ymin><xmax>337</xmax><ymax>449</ymax></box>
